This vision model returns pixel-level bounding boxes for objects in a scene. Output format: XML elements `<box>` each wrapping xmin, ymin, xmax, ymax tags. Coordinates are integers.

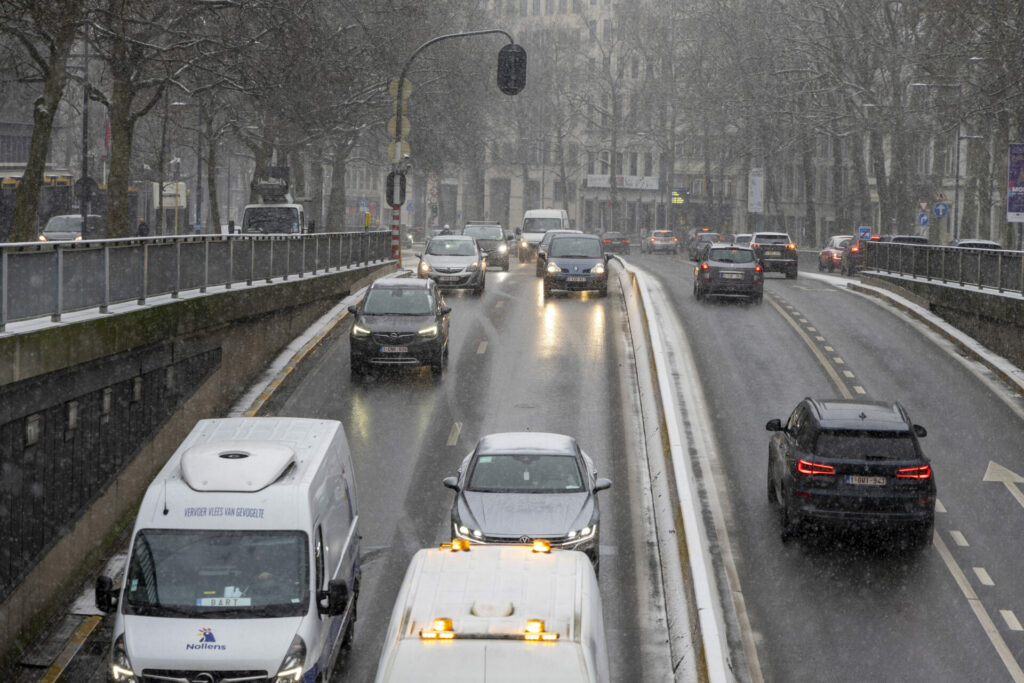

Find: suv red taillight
<box><xmin>699</xmin><ymin>262</ymin><xmax>709</xmax><ymax>271</ymax></box>
<box><xmin>797</xmin><ymin>459</ymin><xmax>835</xmax><ymax>475</ymax></box>
<box><xmin>897</xmin><ymin>465</ymin><xmax>932</xmax><ymax>479</ymax></box>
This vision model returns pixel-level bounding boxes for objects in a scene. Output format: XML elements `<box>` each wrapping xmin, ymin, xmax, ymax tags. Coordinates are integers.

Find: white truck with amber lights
<box><xmin>374</xmin><ymin>542</ymin><xmax>609</xmax><ymax>682</ymax></box>
<box><xmin>95</xmin><ymin>417</ymin><xmax>360</xmax><ymax>683</ymax></box>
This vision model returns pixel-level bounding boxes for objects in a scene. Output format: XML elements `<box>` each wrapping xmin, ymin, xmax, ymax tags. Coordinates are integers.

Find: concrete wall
<box><xmin>0</xmin><ymin>262</ymin><xmax>394</xmax><ymax>662</ymax></box>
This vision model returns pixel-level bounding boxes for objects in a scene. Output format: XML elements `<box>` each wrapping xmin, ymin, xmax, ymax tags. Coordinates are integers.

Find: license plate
<box><xmin>566</xmin><ymin>276</ymin><xmax>586</xmax><ymax>282</ymax></box>
<box><xmin>721</xmin><ymin>272</ymin><xmax>742</xmax><ymax>279</ymax></box>
<box><xmin>846</xmin><ymin>475</ymin><xmax>886</xmax><ymax>486</ymax></box>
<box><xmin>766</xmin><ymin>250</ymin><xmax>781</xmax><ymax>256</ymax></box>
<box><xmin>380</xmin><ymin>345</ymin><xmax>407</xmax><ymax>353</ymax></box>
<box><xmin>439</xmin><ymin>275</ymin><xmax>459</xmax><ymax>282</ymax></box>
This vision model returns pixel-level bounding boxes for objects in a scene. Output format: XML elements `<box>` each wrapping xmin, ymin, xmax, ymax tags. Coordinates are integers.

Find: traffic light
<box><xmin>497</xmin><ymin>44</ymin><xmax>527</xmax><ymax>95</ymax></box>
<box><xmin>386</xmin><ymin>171</ymin><xmax>406</xmax><ymax>208</ymax></box>
<box><xmin>431</xmin><ymin>204</ymin><xmax>438</xmax><ymax>218</ymax></box>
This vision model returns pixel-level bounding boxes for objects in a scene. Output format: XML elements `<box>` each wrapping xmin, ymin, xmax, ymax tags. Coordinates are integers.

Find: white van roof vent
<box><xmin>470</xmin><ymin>600</ymin><xmax>515</xmax><ymax>618</ymax></box>
<box><xmin>181</xmin><ymin>441</ymin><xmax>296</xmax><ymax>492</ymax></box>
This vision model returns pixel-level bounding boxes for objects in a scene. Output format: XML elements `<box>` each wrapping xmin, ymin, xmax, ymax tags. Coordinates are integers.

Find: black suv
<box><xmin>766</xmin><ymin>398</ymin><xmax>935</xmax><ymax>546</ymax></box>
<box><xmin>348</xmin><ymin>279</ymin><xmax>450</xmax><ymax>379</ymax></box>
<box><xmin>461</xmin><ymin>222</ymin><xmax>510</xmax><ymax>271</ymax></box>
<box><xmin>749</xmin><ymin>232</ymin><xmax>798</xmax><ymax>278</ymax></box>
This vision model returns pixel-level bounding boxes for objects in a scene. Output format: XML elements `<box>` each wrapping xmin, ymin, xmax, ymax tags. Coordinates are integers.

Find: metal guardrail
<box><xmin>0</xmin><ymin>231</ymin><xmax>392</xmax><ymax>331</ymax></box>
<box><xmin>863</xmin><ymin>241</ymin><xmax>1024</xmax><ymax>295</ymax></box>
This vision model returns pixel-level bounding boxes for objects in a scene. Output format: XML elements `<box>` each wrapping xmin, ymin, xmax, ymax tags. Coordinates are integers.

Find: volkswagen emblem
<box><xmin>191</xmin><ymin>674</ymin><xmax>215</xmax><ymax>683</ymax></box>
<box><xmin>519</xmin><ymin>535</ymin><xmax>531</xmax><ymax>543</ymax></box>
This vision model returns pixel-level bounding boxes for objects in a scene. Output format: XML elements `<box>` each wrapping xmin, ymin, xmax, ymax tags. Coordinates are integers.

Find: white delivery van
<box><xmin>518</xmin><ymin>208</ymin><xmax>570</xmax><ymax>263</ymax></box>
<box><xmin>96</xmin><ymin>417</ymin><xmax>360</xmax><ymax>683</ymax></box>
<box><xmin>375</xmin><ymin>543</ymin><xmax>609</xmax><ymax>683</ymax></box>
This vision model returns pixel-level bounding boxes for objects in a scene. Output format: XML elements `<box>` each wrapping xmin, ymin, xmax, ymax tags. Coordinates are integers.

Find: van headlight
<box><xmin>418</xmin><ymin>324</ymin><xmax>438</xmax><ymax>338</ymax></box>
<box><xmin>546</xmin><ymin>261</ymin><xmax>561</xmax><ymax>274</ymax></box>
<box><xmin>37</xmin><ymin>234</ymin><xmax>47</xmax><ymax>241</ymax></box>
<box><xmin>455</xmin><ymin>523</ymin><xmax>484</xmax><ymax>540</ymax></box>
<box><xmin>274</xmin><ymin>635</ymin><xmax>307</xmax><ymax>682</ymax></box>
<box><xmin>110</xmin><ymin>633</ymin><xmax>137</xmax><ymax>682</ymax></box>
<box><xmin>351</xmin><ymin>323</ymin><xmax>371</xmax><ymax>338</ymax></box>
<box><xmin>498</xmin><ymin>244</ymin><xmax>508</xmax><ymax>253</ymax></box>
<box><xmin>591</xmin><ymin>263</ymin><xmax>606</xmax><ymax>275</ymax></box>
<box><xmin>419</xmin><ymin>260</ymin><xmax>431</xmax><ymax>273</ymax></box>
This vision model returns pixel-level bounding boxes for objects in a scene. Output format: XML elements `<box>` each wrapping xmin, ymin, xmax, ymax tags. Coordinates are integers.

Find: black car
<box><xmin>750</xmin><ymin>232</ymin><xmax>798</xmax><ymax>278</ymax></box>
<box><xmin>693</xmin><ymin>245</ymin><xmax>763</xmax><ymax>303</ymax></box>
<box><xmin>462</xmin><ymin>222</ymin><xmax>510</xmax><ymax>271</ymax></box>
<box><xmin>348</xmin><ymin>278</ymin><xmax>450</xmax><ymax>378</ymax></box>
<box><xmin>687</xmin><ymin>231</ymin><xmax>720</xmax><ymax>260</ymax></box>
<box><xmin>542</xmin><ymin>233</ymin><xmax>609</xmax><ymax>297</ymax></box>
<box><xmin>599</xmin><ymin>231</ymin><xmax>631</xmax><ymax>255</ymax></box>
<box><xmin>766</xmin><ymin>398</ymin><xmax>936</xmax><ymax>546</ymax></box>
<box><xmin>442</xmin><ymin>432</ymin><xmax>612</xmax><ymax>571</ymax></box>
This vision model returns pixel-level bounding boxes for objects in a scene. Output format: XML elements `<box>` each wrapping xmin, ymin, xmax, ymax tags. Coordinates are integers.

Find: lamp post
<box><xmin>170</xmin><ymin>101</ymin><xmax>202</xmax><ymax>233</ymax></box>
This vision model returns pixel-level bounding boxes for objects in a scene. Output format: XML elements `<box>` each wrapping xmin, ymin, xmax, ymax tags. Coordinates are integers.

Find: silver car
<box><xmin>37</xmin><ymin>214</ymin><xmax>105</xmax><ymax>241</ymax></box>
<box><xmin>442</xmin><ymin>432</ymin><xmax>612</xmax><ymax>572</ymax></box>
<box><xmin>416</xmin><ymin>234</ymin><xmax>486</xmax><ymax>293</ymax></box>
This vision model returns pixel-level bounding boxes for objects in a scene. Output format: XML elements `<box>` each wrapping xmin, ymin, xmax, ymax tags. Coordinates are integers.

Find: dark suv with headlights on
<box><xmin>766</xmin><ymin>398</ymin><xmax>936</xmax><ymax>546</ymax></box>
<box><xmin>750</xmin><ymin>232</ymin><xmax>798</xmax><ymax>278</ymax></box>
<box><xmin>348</xmin><ymin>278</ymin><xmax>450</xmax><ymax>378</ymax></box>
<box><xmin>542</xmin><ymin>233</ymin><xmax>609</xmax><ymax>298</ymax></box>
<box><xmin>693</xmin><ymin>245</ymin><xmax>763</xmax><ymax>303</ymax></box>
<box><xmin>442</xmin><ymin>432</ymin><xmax>612</xmax><ymax>572</ymax></box>
<box><xmin>462</xmin><ymin>221</ymin><xmax>510</xmax><ymax>271</ymax></box>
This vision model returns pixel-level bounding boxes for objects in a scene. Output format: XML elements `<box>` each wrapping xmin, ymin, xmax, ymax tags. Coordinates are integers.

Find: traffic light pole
<box><xmin>388</xmin><ymin>29</ymin><xmax>520</xmax><ymax>266</ymax></box>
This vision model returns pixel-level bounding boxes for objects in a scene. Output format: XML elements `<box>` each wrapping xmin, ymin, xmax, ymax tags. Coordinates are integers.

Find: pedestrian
<box><xmin>137</xmin><ymin>219</ymin><xmax>149</xmax><ymax>236</ymax></box>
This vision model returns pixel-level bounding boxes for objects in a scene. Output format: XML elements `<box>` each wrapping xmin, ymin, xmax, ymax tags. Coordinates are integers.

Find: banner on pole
<box><xmin>747</xmin><ymin>168</ymin><xmax>764</xmax><ymax>214</ymax></box>
<box><xmin>1007</xmin><ymin>143</ymin><xmax>1024</xmax><ymax>223</ymax></box>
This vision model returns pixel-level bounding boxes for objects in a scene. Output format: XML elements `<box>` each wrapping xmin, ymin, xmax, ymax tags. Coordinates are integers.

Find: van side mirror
<box><xmin>765</xmin><ymin>418</ymin><xmax>783</xmax><ymax>432</ymax></box>
<box><xmin>347</xmin><ymin>305</ymin><xmax>358</xmax><ymax>315</ymax></box>
<box><xmin>594</xmin><ymin>477</ymin><xmax>612</xmax><ymax>492</ymax></box>
<box><xmin>913</xmin><ymin>424</ymin><xmax>927</xmax><ymax>438</ymax></box>
<box><xmin>442</xmin><ymin>476</ymin><xmax>459</xmax><ymax>491</ymax></box>
<box><xmin>318</xmin><ymin>579</ymin><xmax>349</xmax><ymax>616</ymax></box>
<box><xmin>515</xmin><ymin>228</ymin><xmax>522</xmax><ymax>235</ymax></box>
<box><xmin>440</xmin><ymin>306</ymin><xmax>452</xmax><ymax>315</ymax></box>
<box><xmin>95</xmin><ymin>576</ymin><xmax>118</xmax><ymax>614</ymax></box>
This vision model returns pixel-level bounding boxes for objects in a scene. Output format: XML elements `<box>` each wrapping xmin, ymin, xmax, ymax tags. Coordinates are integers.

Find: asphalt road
<box><xmin>631</xmin><ymin>248</ymin><xmax>1024</xmax><ymax>682</ymax></box>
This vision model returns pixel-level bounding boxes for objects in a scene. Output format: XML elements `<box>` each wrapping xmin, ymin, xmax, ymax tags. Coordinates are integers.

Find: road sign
<box><xmin>359</xmin><ymin>199</ymin><xmax>368</xmax><ymax>211</ymax></box>
<box><xmin>406</xmin><ymin>200</ymin><xmax>414</xmax><ymax>212</ymax></box>
<box><xmin>917</xmin><ymin>212</ymin><xmax>929</xmax><ymax>226</ymax></box>
<box><xmin>858</xmin><ymin>226</ymin><xmax>871</xmax><ymax>238</ymax></box>
<box><xmin>935</xmin><ymin>190</ymin><xmax>948</xmax><ymax>202</ymax></box>
<box><xmin>933</xmin><ymin>202</ymin><xmax>949</xmax><ymax>217</ymax></box>
<box><xmin>387</xmin><ymin>116</ymin><xmax>410</xmax><ymax>138</ymax></box>
<box><xmin>389</xmin><ymin>78</ymin><xmax>412</xmax><ymax>99</ymax></box>
<box><xmin>918</xmin><ymin>201</ymin><xmax>929</xmax><ymax>212</ymax></box>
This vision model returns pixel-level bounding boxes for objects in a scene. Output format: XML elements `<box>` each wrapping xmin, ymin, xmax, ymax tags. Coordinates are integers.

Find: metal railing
<box><xmin>863</xmin><ymin>241</ymin><xmax>1024</xmax><ymax>296</ymax></box>
<box><xmin>0</xmin><ymin>231</ymin><xmax>392</xmax><ymax>331</ymax></box>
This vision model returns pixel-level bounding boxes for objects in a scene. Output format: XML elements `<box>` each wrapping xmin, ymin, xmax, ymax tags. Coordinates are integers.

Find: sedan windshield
<box><xmin>549</xmin><ymin>237</ymin><xmax>602</xmax><ymax>258</ymax></box>
<box><xmin>363</xmin><ymin>288</ymin><xmax>432</xmax><ymax>315</ymax></box>
<box><xmin>709</xmin><ymin>248</ymin><xmax>754</xmax><ymax>263</ymax></box>
<box><xmin>463</xmin><ymin>225</ymin><xmax>503</xmax><ymax>240</ymax></box>
<box><xmin>123</xmin><ymin>530</ymin><xmax>308</xmax><ymax>618</ymax></box>
<box><xmin>43</xmin><ymin>216</ymin><xmax>82</xmax><ymax>233</ymax></box>
<box><xmin>815</xmin><ymin>431</ymin><xmax>918</xmax><ymax>460</ymax></box>
<box><xmin>468</xmin><ymin>454</ymin><xmax>584</xmax><ymax>492</ymax></box>
<box><xmin>426</xmin><ymin>239</ymin><xmax>477</xmax><ymax>256</ymax></box>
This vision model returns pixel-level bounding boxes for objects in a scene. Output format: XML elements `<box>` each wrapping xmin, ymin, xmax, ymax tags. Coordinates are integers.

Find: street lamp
<box><xmin>171</xmin><ymin>101</ymin><xmax>202</xmax><ymax>233</ymax></box>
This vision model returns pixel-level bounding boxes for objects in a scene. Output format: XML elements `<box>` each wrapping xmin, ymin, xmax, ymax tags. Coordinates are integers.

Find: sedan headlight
<box><xmin>566</xmin><ymin>524</ymin><xmax>596</xmax><ymax>541</ymax></box>
<box><xmin>273</xmin><ymin>635</ymin><xmax>306</xmax><ymax>682</ymax></box>
<box><xmin>591</xmin><ymin>263</ymin><xmax>606</xmax><ymax>275</ymax></box>
<box><xmin>351</xmin><ymin>323</ymin><xmax>371</xmax><ymax>338</ymax></box>
<box><xmin>546</xmin><ymin>261</ymin><xmax>561</xmax><ymax>274</ymax></box>
<box><xmin>468</xmin><ymin>261</ymin><xmax>480</xmax><ymax>271</ymax></box>
<box><xmin>418</xmin><ymin>324</ymin><xmax>438</xmax><ymax>338</ymax></box>
<box><xmin>498</xmin><ymin>244</ymin><xmax>508</xmax><ymax>253</ymax></box>
<box><xmin>37</xmin><ymin>234</ymin><xmax>47</xmax><ymax>241</ymax></box>
<box><xmin>110</xmin><ymin>633</ymin><xmax>137</xmax><ymax>682</ymax></box>
<box><xmin>419</xmin><ymin>260</ymin><xmax>431</xmax><ymax>273</ymax></box>
<box><xmin>521</xmin><ymin>240</ymin><xmax>529</xmax><ymax>249</ymax></box>
<box><xmin>455</xmin><ymin>523</ymin><xmax>484</xmax><ymax>540</ymax></box>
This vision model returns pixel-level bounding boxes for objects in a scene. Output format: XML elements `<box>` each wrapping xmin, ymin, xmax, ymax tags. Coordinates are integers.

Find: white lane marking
<box><xmin>798</xmin><ymin>318</ymin><xmax>808</xmax><ymax>324</ymax></box>
<box><xmin>824</xmin><ymin>345</ymin><xmax>834</xmax><ymax>352</ymax></box>
<box><xmin>936</xmin><ymin>499</ymin><xmax>947</xmax><ymax>513</ymax></box>
<box><xmin>974</xmin><ymin>567</ymin><xmax>995</xmax><ymax>586</ymax></box>
<box><xmin>495</xmin><ymin>300</ymin><xmax>505</xmax><ymax>308</ymax></box>
<box><xmin>477</xmin><ymin>341</ymin><xmax>488</xmax><ymax>354</ymax></box>
<box><xmin>815</xmin><ymin>335</ymin><xmax>825</xmax><ymax>341</ymax></box>
<box><xmin>1002</xmin><ymin>610</ymin><xmax>1023</xmax><ymax>631</ymax></box>
<box><xmin>843</xmin><ymin>370</ymin><xmax>855</xmax><ymax>378</ymax></box>
<box><xmin>934</xmin><ymin>532</ymin><xmax>1024</xmax><ymax>681</ymax></box>
<box><xmin>854</xmin><ymin>386</ymin><xmax>866</xmax><ymax>395</ymax></box>
<box><xmin>446</xmin><ymin>422</ymin><xmax>462</xmax><ymax>446</ymax></box>
<box><xmin>983</xmin><ymin>461</ymin><xmax>1024</xmax><ymax>511</ymax></box>
<box><xmin>950</xmin><ymin>530</ymin><xmax>969</xmax><ymax>546</ymax></box>
<box><xmin>833</xmin><ymin>357</ymin><xmax>845</xmax><ymax>364</ymax></box>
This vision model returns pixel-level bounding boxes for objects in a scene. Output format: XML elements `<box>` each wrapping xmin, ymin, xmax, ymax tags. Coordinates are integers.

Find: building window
<box><xmin>631</xmin><ymin>58</ymin><xmax>639</xmax><ymax>79</ymax></box>
<box><xmin>603</xmin><ymin>19</ymin><xmax>612</xmax><ymax>40</ymax></box>
<box><xmin>546</xmin><ymin>0</ymin><xmax>554</xmax><ymax>11</ymax></box>
<box><xmin>26</xmin><ymin>414</ymin><xmax>41</xmax><ymax>446</ymax></box>
<box><xmin>559</xmin><ymin>0</ymin><xmax>567</xmax><ymax>11</ymax></box>
<box><xmin>533</xmin><ymin>0</ymin><xmax>540</xmax><ymax>14</ymax></box>
<box><xmin>643</xmin><ymin>153</ymin><xmax>653</xmax><ymax>176</ymax></box>
<box><xmin>587</xmin><ymin>151</ymin><xmax>595</xmax><ymax>174</ymax></box>
<box><xmin>520</xmin><ymin>0</ymin><xmax>528</xmax><ymax>15</ymax></box>
<box><xmin>589</xmin><ymin>20</ymin><xmax>596</xmax><ymax>40</ymax></box>
<box><xmin>132</xmin><ymin>376</ymin><xmax>143</xmax><ymax>403</ymax></box>
<box><xmin>66</xmin><ymin>401</ymin><xmax>80</xmax><ymax>430</ymax></box>
<box><xmin>629</xmin><ymin>152</ymin><xmax>638</xmax><ymax>176</ymax></box>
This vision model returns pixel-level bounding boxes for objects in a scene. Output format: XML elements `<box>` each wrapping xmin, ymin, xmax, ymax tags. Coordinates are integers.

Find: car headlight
<box><xmin>74</xmin><ymin>234</ymin><xmax>82</xmax><ymax>241</ymax></box>
<box><xmin>592</xmin><ymin>263</ymin><xmax>606</xmax><ymax>275</ymax></box>
<box><xmin>273</xmin><ymin>635</ymin><xmax>306</xmax><ymax>682</ymax></box>
<box><xmin>455</xmin><ymin>523</ymin><xmax>484</xmax><ymax>539</ymax></box>
<box><xmin>418</xmin><ymin>324</ymin><xmax>438</xmax><ymax>338</ymax></box>
<box><xmin>498</xmin><ymin>244</ymin><xmax>508</xmax><ymax>253</ymax></box>
<box><xmin>110</xmin><ymin>633</ymin><xmax>137</xmax><ymax>682</ymax></box>
<box><xmin>468</xmin><ymin>261</ymin><xmax>479</xmax><ymax>271</ymax></box>
<box><xmin>419</xmin><ymin>260</ymin><xmax>430</xmax><ymax>273</ymax></box>
<box><xmin>37</xmin><ymin>234</ymin><xmax>47</xmax><ymax>241</ymax></box>
<box><xmin>546</xmin><ymin>261</ymin><xmax>561</xmax><ymax>274</ymax></box>
<box><xmin>352</xmin><ymin>323</ymin><xmax>371</xmax><ymax>338</ymax></box>
<box><xmin>566</xmin><ymin>524</ymin><xmax>596</xmax><ymax>541</ymax></box>
<box><xmin>521</xmin><ymin>240</ymin><xmax>528</xmax><ymax>249</ymax></box>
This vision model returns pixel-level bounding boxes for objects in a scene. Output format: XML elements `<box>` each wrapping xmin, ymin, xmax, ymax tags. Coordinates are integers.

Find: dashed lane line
<box><xmin>974</xmin><ymin>568</ymin><xmax>995</xmax><ymax>586</ymax></box>
<box><xmin>765</xmin><ymin>295</ymin><xmax>852</xmax><ymax>399</ymax></box>
<box><xmin>1002</xmin><ymin>611</ymin><xmax>1023</xmax><ymax>632</ymax></box>
<box><xmin>951</xmin><ymin>530</ymin><xmax>969</xmax><ymax>547</ymax></box>
<box><xmin>477</xmin><ymin>341</ymin><xmax>488</xmax><ymax>354</ymax></box>
<box><xmin>446</xmin><ymin>422</ymin><xmax>462</xmax><ymax>447</ymax></box>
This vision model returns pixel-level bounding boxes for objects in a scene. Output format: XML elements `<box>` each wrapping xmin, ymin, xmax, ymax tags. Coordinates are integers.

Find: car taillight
<box><xmin>649</xmin><ymin>238</ymin><xmax>656</xmax><ymax>242</ymax></box>
<box><xmin>897</xmin><ymin>465</ymin><xmax>932</xmax><ymax>479</ymax></box>
<box><xmin>601</xmin><ymin>239</ymin><xmax>610</xmax><ymax>243</ymax></box>
<box><xmin>623</xmin><ymin>239</ymin><xmax>630</xmax><ymax>243</ymax></box>
<box><xmin>797</xmin><ymin>459</ymin><xmax>835</xmax><ymax>475</ymax></box>
<box><xmin>754</xmin><ymin>264</ymin><xmax>763</xmax><ymax>272</ymax></box>
<box><xmin>750</xmin><ymin>242</ymin><xmax>759</xmax><ymax>249</ymax></box>
<box><xmin>787</xmin><ymin>243</ymin><xmax>797</xmax><ymax>250</ymax></box>
<box><xmin>699</xmin><ymin>262</ymin><xmax>709</xmax><ymax>270</ymax></box>
<box><xmin>671</xmin><ymin>237</ymin><xmax>678</xmax><ymax>242</ymax></box>
<box><xmin>851</xmin><ymin>245</ymin><xmax>859</xmax><ymax>252</ymax></box>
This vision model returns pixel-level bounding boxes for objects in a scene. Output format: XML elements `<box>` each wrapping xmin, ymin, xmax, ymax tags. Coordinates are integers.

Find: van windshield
<box><xmin>123</xmin><ymin>529</ymin><xmax>309</xmax><ymax>618</ymax></box>
<box><xmin>242</xmin><ymin>207</ymin><xmax>300</xmax><ymax>234</ymax></box>
<box><xmin>522</xmin><ymin>217</ymin><xmax>563</xmax><ymax>233</ymax></box>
